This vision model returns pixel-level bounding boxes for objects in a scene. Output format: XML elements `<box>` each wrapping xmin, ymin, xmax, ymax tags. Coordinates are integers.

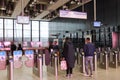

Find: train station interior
<box><xmin>0</xmin><ymin>0</ymin><xmax>120</xmax><ymax>80</ymax></box>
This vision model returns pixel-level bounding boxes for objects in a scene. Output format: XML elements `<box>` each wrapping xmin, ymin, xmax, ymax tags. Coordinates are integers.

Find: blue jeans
<box><xmin>85</xmin><ymin>56</ymin><xmax>93</xmax><ymax>75</ymax></box>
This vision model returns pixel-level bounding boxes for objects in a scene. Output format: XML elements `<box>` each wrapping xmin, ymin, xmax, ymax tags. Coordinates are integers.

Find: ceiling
<box><xmin>0</xmin><ymin>0</ymin><xmax>92</xmax><ymax>21</ymax></box>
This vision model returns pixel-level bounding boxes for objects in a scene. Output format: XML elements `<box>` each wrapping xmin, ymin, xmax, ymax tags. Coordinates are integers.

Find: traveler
<box><xmin>17</xmin><ymin>44</ymin><xmax>23</xmax><ymax>51</ymax></box>
<box><xmin>10</xmin><ymin>42</ymin><xmax>17</xmax><ymax>55</ymax></box>
<box><xmin>83</xmin><ymin>37</ymin><xmax>95</xmax><ymax>77</ymax></box>
<box><xmin>62</xmin><ymin>37</ymin><xmax>75</xmax><ymax>78</ymax></box>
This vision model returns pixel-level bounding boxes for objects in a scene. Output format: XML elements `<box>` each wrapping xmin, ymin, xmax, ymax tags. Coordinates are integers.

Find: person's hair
<box><xmin>65</xmin><ymin>37</ymin><xmax>70</xmax><ymax>41</ymax></box>
<box><xmin>86</xmin><ymin>37</ymin><xmax>90</xmax><ymax>41</ymax></box>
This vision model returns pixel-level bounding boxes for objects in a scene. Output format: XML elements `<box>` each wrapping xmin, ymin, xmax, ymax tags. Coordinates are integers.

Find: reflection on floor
<box><xmin>0</xmin><ymin>63</ymin><xmax>120</xmax><ymax>80</ymax></box>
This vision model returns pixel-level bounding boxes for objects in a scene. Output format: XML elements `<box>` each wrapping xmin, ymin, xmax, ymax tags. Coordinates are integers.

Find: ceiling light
<box><xmin>70</xmin><ymin>0</ymin><xmax>75</xmax><ymax>4</ymax></box>
<box><xmin>49</xmin><ymin>0</ymin><xmax>54</xmax><ymax>4</ymax></box>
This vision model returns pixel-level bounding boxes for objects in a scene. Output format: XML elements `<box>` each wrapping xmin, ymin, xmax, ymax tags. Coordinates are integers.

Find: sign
<box><xmin>17</xmin><ymin>16</ymin><xmax>30</xmax><ymax>24</ymax></box>
<box><xmin>13</xmin><ymin>50</ymin><xmax>23</xmax><ymax>68</ymax></box>
<box><xmin>0</xmin><ymin>51</ymin><xmax>6</xmax><ymax>70</ymax></box>
<box><xmin>59</xmin><ymin>10</ymin><xmax>87</xmax><ymax>19</ymax></box>
<box><xmin>25</xmin><ymin>50</ymin><xmax>34</xmax><ymax>67</ymax></box>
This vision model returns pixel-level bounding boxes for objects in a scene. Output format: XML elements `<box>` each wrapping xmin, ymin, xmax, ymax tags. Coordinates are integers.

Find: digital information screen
<box><xmin>0</xmin><ymin>51</ymin><xmax>6</xmax><ymax>61</ymax></box>
<box><xmin>13</xmin><ymin>50</ymin><xmax>22</xmax><ymax>60</ymax></box>
<box><xmin>17</xmin><ymin>16</ymin><xmax>30</xmax><ymax>24</ymax></box>
<box><xmin>59</xmin><ymin>10</ymin><xmax>87</xmax><ymax>19</ymax></box>
<box><xmin>25</xmin><ymin>50</ymin><xmax>34</xmax><ymax>59</ymax></box>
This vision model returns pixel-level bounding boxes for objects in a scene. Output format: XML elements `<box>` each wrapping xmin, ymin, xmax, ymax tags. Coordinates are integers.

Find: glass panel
<box><xmin>0</xmin><ymin>19</ymin><xmax>3</xmax><ymax>41</ymax></box>
<box><xmin>23</xmin><ymin>22</ymin><xmax>31</xmax><ymax>41</ymax></box>
<box><xmin>14</xmin><ymin>20</ymin><xmax>22</xmax><ymax>42</ymax></box>
<box><xmin>32</xmin><ymin>21</ymin><xmax>39</xmax><ymax>41</ymax></box>
<box><xmin>4</xmin><ymin>19</ymin><xmax>13</xmax><ymax>41</ymax></box>
<box><xmin>40</xmin><ymin>21</ymin><xmax>49</xmax><ymax>47</ymax></box>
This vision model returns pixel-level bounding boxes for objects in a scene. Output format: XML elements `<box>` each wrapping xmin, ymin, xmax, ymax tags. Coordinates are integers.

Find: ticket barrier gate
<box><xmin>93</xmin><ymin>52</ymin><xmax>97</xmax><ymax>71</ymax></box>
<box><xmin>79</xmin><ymin>52</ymin><xmax>85</xmax><ymax>73</ymax></box>
<box><xmin>109</xmin><ymin>51</ymin><xmax>118</xmax><ymax>68</ymax></box>
<box><xmin>7</xmin><ymin>50</ymin><xmax>43</xmax><ymax>80</ymax></box>
<box><xmin>117</xmin><ymin>49</ymin><xmax>120</xmax><ymax>65</ymax></box>
<box><xmin>33</xmin><ymin>54</ymin><xmax>43</xmax><ymax>80</ymax></box>
<box><xmin>99</xmin><ymin>51</ymin><xmax>108</xmax><ymax>69</ymax></box>
<box><xmin>76</xmin><ymin>48</ymin><xmax>80</xmax><ymax>64</ymax></box>
<box><xmin>48</xmin><ymin>53</ymin><xmax>58</xmax><ymax>77</ymax></box>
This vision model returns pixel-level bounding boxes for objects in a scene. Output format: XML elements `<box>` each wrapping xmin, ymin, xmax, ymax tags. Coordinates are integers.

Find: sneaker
<box><xmin>89</xmin><ymin>75</ymin><xmax>93</xmax><ymax>77</ymax></box>
<box><xmin>84</xmin><ymin>74</ymin><xmax>89</xmax><ymax>77</ymax></box>
<box><xmin>69</xmin><ymin>74</ymin><xmax>73</xmax><ymax>78</ymax></box>
<box><xmin>66</xmin><ymin>74</ymin><xmax>69</xmax><ymax>78</ymax></box>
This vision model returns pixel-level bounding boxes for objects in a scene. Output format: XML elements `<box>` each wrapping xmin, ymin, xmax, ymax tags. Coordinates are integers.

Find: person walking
<box><xmin>83</xmin><ymin>37</ymin><xmax>95</xmax><ymax>77</ymax></box>
<box><xmin>62</xmin><ymin>37</ymin><xmax>75</xmax><ymax>78</ymax></box>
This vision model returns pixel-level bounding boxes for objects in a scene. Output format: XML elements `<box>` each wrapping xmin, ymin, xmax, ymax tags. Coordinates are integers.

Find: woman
<box><xmin>62</xmin><ymin>37</ymin><xmax>75</xmax><ymax>78</ymax></box>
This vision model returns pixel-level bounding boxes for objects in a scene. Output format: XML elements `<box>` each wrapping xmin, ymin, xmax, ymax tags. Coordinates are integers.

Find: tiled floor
<box><xmin>0</xmin><ymin>56</ymin><xmax>120</xmax><ymax>80</ymax></box>
<box><xmin>0</xmin><ymin>63</ymin><xmax>120</xmax><ymax>80</ymax></box>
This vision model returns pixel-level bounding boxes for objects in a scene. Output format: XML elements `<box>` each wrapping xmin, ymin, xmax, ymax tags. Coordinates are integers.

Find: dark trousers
<box><xmin>66</xmin><ymin>67</ymin><xmax>73</xmax><ymax>75</ymax></box>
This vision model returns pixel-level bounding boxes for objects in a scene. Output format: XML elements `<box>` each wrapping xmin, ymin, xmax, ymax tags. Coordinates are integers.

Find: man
<box><xmin>83</xmin><ymin>37</ymin><xmax>95</xmax><ymax>77</ymax></box>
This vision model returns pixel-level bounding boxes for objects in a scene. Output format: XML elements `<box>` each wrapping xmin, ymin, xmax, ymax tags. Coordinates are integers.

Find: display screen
<box><xmin>0</xmin><ymin>51</ymin><xmax>6</xmax><ymax>56</ymax></box>
<box><xmin>93</xmin><ymin>21</ymin><xmax>101</xmax><ymax>27</ymax></box>
<box><xmin>59</xmin><ymin>10</ymin><xmax>87</xmax><ymax>19</ymax></box>
<box><xmin>25</xmin><ymin>50</ymin><xmax>34</xmax><ymax>55</ymax></box>
<box><xmin>17</xmin><ymin>16</ymin><xmax>30</xmax><ymax>24</ymax></box>
<box><xmin>13</xmin><ymin>50</ymin><xmax>22</xmax><ymax>56</ymax></box>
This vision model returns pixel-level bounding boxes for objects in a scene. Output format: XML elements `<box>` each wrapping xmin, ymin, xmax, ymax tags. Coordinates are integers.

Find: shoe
<box><xmin>89</xmin><ymin>75</ymin><xmax>93</xmax><ymax>77</ymax></box>
<box><xmin>84</xmin><ymin>74</ymin><xmax>89</xmax><ymax>77</ymax></box>
<box><xmin>66</xmin><ymin>74</ymin><xmax>69</xmax><ymax>78</ymax></box>
<box><xmin>69</xmin><ymin>74</ymin><xmax>73</xmax><ymax>78</ymax></box>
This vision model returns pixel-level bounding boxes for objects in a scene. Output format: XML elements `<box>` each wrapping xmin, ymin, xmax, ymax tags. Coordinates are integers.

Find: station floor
<box><xmin>0</xmin><ymin>57</ymin><xmax>120</xmax><ymax>80</ymax></box>
<box><xmin>0</xmin><ymin>64</ymin><xmax>120</xmax><ymax>80</ymax></box>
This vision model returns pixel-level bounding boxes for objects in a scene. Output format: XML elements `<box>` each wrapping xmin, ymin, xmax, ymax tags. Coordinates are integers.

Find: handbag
<box><xmin>60</xmin><ymin>60</ymin><xmax>67</xmax><ymax>70</ymax></box>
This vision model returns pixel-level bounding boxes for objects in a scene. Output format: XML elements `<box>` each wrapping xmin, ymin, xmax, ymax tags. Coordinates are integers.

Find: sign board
<box><xmin>0</xmin><ymin>51</ymin><xmax>6</xmax><ymax>70</ymax></box>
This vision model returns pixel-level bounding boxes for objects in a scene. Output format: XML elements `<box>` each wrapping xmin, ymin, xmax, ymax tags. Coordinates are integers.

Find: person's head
<box><xmin>54</xmin><ymin>41</ymin><xmax>57</xmax><ymax>45</ymax></box>
<box><xmin>65</xmin><ymin>37</ymin><xmax>70</xmax><ymax>42</ymax></box>
<box><xmin>18</xmin><ymin>44</ymin><xmax>21</xmax><ymax>47</ymax></box>
<box><xmin>85</xmin><ymin>37</ymin><xmax>91</xmax><ymax>43</ymax></box>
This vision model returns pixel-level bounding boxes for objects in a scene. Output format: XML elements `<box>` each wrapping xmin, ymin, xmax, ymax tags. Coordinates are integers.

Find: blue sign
<box><xmin>25</xmin><ymin>50</ymin><xmax>34</xmax><ymax>55</ymax></box>
<box><xmin>0</xmin><ymin>51</ymin><xmax>6</xmax><ymax>56</ymax></box>
<box><xmin>13</xmin><ymin>50</ymin><xmax>22</xmax><ymax>56</ymax></box>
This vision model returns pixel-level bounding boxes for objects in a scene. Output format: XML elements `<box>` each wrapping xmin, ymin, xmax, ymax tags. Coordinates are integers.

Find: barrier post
<box><xmin>93</xmin><ymin>52</ymin><xmax>97</xmax><ymax>71</ymax></box>
<box><xmin>38</xmin><ymin>54</ymin><xmax>43</xmax><ymax>80</ymax></box>
<box><xmin>54</xmin><ymin>53</ymin><xmax>58</xmax><ymax>77</ymax></box>
<box><xmin>8</xmin><ymin>56</ymin><xmax>14</xmax><ymax>80</ymax></box>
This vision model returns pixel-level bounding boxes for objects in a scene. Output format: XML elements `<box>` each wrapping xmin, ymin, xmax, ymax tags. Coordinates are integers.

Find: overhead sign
<box><xmin>59</xmin><ymin>10</ymin><xmax>87</xmax><ymax>19</ymax></box>
<box><xmin>17</xmin><ymin>16</ymin><xmax>30</xmax><ymax>24</ymax></box>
